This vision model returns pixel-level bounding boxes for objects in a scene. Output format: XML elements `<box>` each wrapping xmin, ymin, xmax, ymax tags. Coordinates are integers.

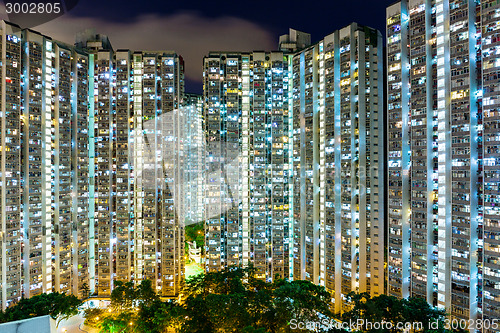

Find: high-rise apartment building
<box><xmin>203</xmin><ymin>51</ymin><xmax>291</xmax><ymax>281</ymax></box>
<box><xmin>130</xmin><ymin>51</ymin><xmax>185</xmax><ymax>297</ymax></box>
<box><xmin>0</xmin><ymin>21</ymin><xmax>90</xmax><ymax>310</ymax></box>
<box><xmin>203</xmin><ymin>24</ymin><xmax>385</xmax><ymax>313</ymax></box>
<box><xmin>1</xmin><ymin>21</ymin><xmax>23</xmax><ymax>310</ymax></box>
<box><xmin>51</xmin><ymin>35</ymin><xmax>90</xmax><ymax>299</ymax></box>
<box><xmin>0</xmin><ymin>22</ymin><xmax>189</xmax><ymax>309</ymax></box>
<box><xmin>77</xmin><ymin>31</ymin><xmax>187</xmax><ymax>296</ymax></box>
<box><xmin>183</xmin><ymin>94</ymin><xmax>204</xmax><ymax>228</ymax></box>
<box><xmin>290</xmin><ymin>23</ymin><xmax>385</xmax><ymax>313</ymax></box>
<box><xmin>387</xmin><ymin>0</ymin><xmax>500</xmax><ymax>324</ymax></box>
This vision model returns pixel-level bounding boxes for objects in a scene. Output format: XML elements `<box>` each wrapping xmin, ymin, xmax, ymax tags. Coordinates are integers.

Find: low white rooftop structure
<box><xmin>0</xmin><ymin>315</ymin><xmax>56</xmax><ymax>333</ymax></box>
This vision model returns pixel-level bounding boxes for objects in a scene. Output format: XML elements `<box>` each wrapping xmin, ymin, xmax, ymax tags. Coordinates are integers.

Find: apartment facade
<box><xmin>182</xmin><ymin>94</ymin><xmax>204</xmax><ymax>228</ymax></box>
<box><xmin>0</xmin><ymin>22</ymin><xmax>190</xmax><ymax>309</ymax></box>
<box><xmin>131</xmin><ymin>51</ymin><xmax>185</xmax><ymax>297</ymax></box>
<box><xmin>203</xmin><ymin>51</ymin><xmax>292</xmax><ymax>281</ymax></box>
<box><xmin>387</xmin><ymin>0</ymin><xmax>500</xmax><ymax>324</ymax></box>
<box><xmin>79</xmin><ymin>33</ymin><xmax>187</xmax><ymax>296</ymax></box>
<box><xmin>290</xmin><ymin>23</ymin><xmax>385</xmax><ymax>313</ymax></box>
<box><xmin>203</xmin><ymin>24</ymin><xmax>385</xmax><ymax>312</ymax></box>
<box><xmin>0</xmin><ymin>21</ymin><xmax>90</xmax><ymax>310</ymax></box>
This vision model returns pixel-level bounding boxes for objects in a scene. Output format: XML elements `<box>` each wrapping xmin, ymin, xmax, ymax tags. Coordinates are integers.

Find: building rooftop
<box><xmin>0</xmin><ymin>315</ymin><xmax>56</xmax><ymax>333</ymax></box>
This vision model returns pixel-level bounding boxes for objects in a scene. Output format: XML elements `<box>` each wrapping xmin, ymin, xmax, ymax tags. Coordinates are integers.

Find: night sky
<box><xmin>1</xmin><ymin>0</ymin><xmax>397</xmax><ymax>93</ymax></box>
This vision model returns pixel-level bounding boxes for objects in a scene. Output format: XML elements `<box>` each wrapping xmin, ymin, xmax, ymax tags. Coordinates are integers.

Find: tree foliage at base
<box><xmin>84</xmin><ymin>266</ymin><xmax>332</xmax><ymax>333</ymax></box>
<box><xmin>0</xmin><ymin>292</ymin><xmax>81</xmax><ymax>326</ymax></box>
<box><xmin>84</xmin><ymin>279</ymin><xmax>176</xmax><ymax>333</ymax></box>
<box><xmin>185</xmin><ymin>221</ymin><xmax>204</xmax><ymax>253</ymax></box>
<box><xmin>81</xmin><ymin>269</ymin><xmax>466</xmax><ymax>333</ymax></box>
<box><xmin>181</xmin><ymin>266</ymin><xmax>332</xmax><ymax>332</ymax></box>
<box><xmin>330</xmin><ymin>292</ymin><xmax>466</xmax><ymax>333</ymax></box>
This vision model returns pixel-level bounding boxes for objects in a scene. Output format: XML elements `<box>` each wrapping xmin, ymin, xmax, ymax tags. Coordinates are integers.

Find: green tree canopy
<box><xmin>185</xmin><ymin>222</ymin><xmax>204</xmax><ymax>250</ymax></box>
<box><xmin>0</xmin><ymin>292</ymin><xmax>81</xmax><ymax>327</ymax></box>
<box><xmin>110</xmin><ymin>279</ymin><xmax>159</xmax><ymax>312</ymax></box>
<box><xmin>182</xmin><ymin>266</ymin><xmax>333</xmax><ymax>333</ymax></box>
<box><xmin>336</xmin><ymin>292</ymin><xmax>466</xmax><ymax>333</ymax></box>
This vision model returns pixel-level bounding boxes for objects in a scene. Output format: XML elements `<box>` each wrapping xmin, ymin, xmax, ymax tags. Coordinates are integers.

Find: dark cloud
<box><xmin>1</xmin><ymin>6</ymin><xmax>276</xmax><ymax>85</ymax></box>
